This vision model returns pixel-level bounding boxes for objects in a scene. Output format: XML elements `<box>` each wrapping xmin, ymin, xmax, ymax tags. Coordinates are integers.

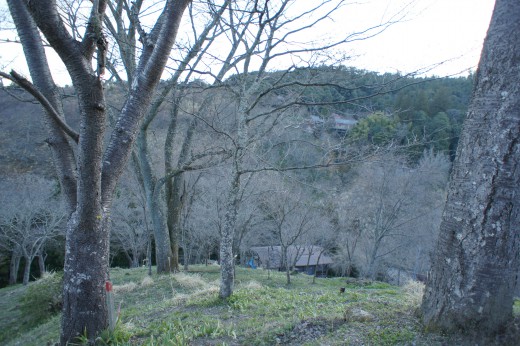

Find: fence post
<box><xmin>105</xmin><ymin>281</ymin><xmax>115</xmax><ymax>331</ymax></box>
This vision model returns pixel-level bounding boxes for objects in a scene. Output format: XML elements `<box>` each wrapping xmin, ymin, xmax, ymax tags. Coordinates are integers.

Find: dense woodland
<box><xmin>0</xmin><ymin>67</ymin><xmax>473</xmax><ymax>287</ymax></box>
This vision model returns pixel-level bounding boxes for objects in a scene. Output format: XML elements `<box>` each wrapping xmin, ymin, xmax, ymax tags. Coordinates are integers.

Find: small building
<box><xmin>248</xmin><ymin>245</ymin><xmax>333</xmax><ymax>276</ymax></box>
<box><xmin>331</xmin><ymin>113</ymin><xmax>357</xmax><ymax>135</ymax></box>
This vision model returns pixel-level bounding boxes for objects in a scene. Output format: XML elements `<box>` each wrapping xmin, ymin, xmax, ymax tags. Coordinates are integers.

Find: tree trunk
<box><xmin>8</xmin><ymin>0</ymin><xmax>198</xmax><ymax>343</ymax></box>
<box><xmin>131</xmin><ymin>255</ymin><xmax>139</xmax><ymax>268</ymax></box>
<box><xmin>167</xmin><ymin>178</ymin><xmax>182</xmax><ymax>272</ymax></box>
<box><xmin>165</xmin><ymin>95</ymin><xmax>183</xmax><ymax>272</ymax></box>
<box><xmin>183</xmin><ymin>247</ymin><xmax>190</xmax><ymax>271</ymax></box>
<box><xmin>60</xmin><ymin>68</ymin><xmax>109</xmax><ymax>343</ymax></box>
<box><xmin>219</xmin><ymin>171</ymin><xmax>240</xmax><ymax>298</ymax></box>
<box><xmin>313</xmin><ymin>250</ymin><xmax>325</xmax><ymax>284</ymax></box>
<box><xmin>366</xmin><ymin>237</ymin><xmax>381</xmax><ymax>279</ymax></box>
<box><xmin>6</xmin><ymin>0</ymin><xmax>77</xmax><ymax>210</ymax></box>
<box><xmin>422</xmin><ymin>0</ymin><xmax>520</xmax><ymax>336</ymax></box>
<box><xmin>147</xmin><ymin>233</ymin><xmax>153</xmax><ymax>276</ymax></box>
<box><xmin>22</xmin><ymin>256</ymin><xmax>32</xmax><ymax>285</ymax></box>
<box><xmin>61</xmin><ymin>212</ymin><xmax>110</xmax><ymax>344</ymax></box>
<box><xmin>9</xmin><ymin>250</ymin><xmax>21</xmax><ymax>285</ymax></box>
<box><xmin>151</xmin><ymin>194</ymin><xmax>174</xmax><ymax>272</ymax></box>
<box><xmin>283</xmin><ymin>247</ymin><xmax>291</xmax><ymax>285</ymax></box>
<box><xmin>38</xmin><ymin>252</ymin><xmax>46</xmax><ymax>276</ymax></box>
<box><xmin>136</xmin><ymin>131</ymin><xmax>173</xmax><ymax>273</ymax></box>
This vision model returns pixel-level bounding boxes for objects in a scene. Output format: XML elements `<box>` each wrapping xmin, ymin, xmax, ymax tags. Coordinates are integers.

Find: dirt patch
<box><xmin>275</xmin><ymin>317</ymin><xmax>345</xmax><ymax>345</ymax></box>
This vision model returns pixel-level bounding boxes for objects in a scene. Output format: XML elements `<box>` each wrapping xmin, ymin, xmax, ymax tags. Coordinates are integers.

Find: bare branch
<box><xmin>0</xmin><ymin>70</ymin><xmax>79</xmax><ymax>143</ymax></box>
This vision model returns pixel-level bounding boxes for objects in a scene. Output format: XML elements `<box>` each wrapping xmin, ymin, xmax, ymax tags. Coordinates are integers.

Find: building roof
<box><xmin>332</xmin><ymin>114</ymin><xmax>357</xmax><ymax>129</ymax></box>
<box><xmin>250</xmin><ymin>245</ymin><xmax>333</xmax><ymax>269</ymax></box>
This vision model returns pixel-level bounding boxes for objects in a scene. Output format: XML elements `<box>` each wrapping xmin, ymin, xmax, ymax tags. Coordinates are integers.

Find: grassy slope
<box><xmin>1</xmin><ymin>266</ymin><xmax>519</xmax><ymax>346</ymax></box>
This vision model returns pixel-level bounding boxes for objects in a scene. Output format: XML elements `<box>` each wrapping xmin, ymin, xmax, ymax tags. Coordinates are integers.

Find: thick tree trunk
<box><xmin>9</xmin><ymin>1</ymin><xmax>190</xmax><ymax>343</ymax></box>
<box><xmin>61</xmin><ymin>71</ymin><xmax>108</xmax><ymax>344</ymax></box>
<box><xmin>421</xmin><ymin>0</ymin><xmax>520</xmax><ymax>336</ymax></box>
<box><xmin>61</xmin><ymin>212</ymin><xmax>110</xmax><ymax>344</ymax></box>
<box><xmin>131</xmin><ymin>254</ymin><xmax>139</xmax><ymax>268</ymax></box>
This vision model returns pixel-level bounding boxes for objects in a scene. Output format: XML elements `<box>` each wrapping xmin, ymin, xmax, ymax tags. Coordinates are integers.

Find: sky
<box><xmin>336</xmin><ymin>0</ymin><xmax>496</xmax><ymax>76</ymax></box>
<box><xmin>0</xmin><ymin>0</ymin><xmax>496</xmax><ymax>85</ymax></box>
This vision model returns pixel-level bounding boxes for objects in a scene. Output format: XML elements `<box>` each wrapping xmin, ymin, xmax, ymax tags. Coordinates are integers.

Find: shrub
<box><xmin>173</xmin><ymin>273</ymin><xmax>207</xmax><ymax>289</ymax></box>
<box><xmin>20</xmin><ymin>271</ymin><xmax>63</xmax><ymax>322</ymax></box>
<box><xmin>113</xmin><ymin>282</ymin><xmax>138</xmax><ymax>293</ymax></box>
<box><xmin>141</xmin><ymin>276</ymin><xmax>154</xmax><ymax>287</ymax></box>
<box><xmin>401</xmin><ymin>280</ymin><xmax>424</xmax><ymax>306</ymax></box>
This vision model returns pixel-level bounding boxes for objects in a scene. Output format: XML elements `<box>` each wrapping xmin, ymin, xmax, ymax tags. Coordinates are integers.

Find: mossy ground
<box><xmin>1</xmin><ymin>266</ymin><xmax>519</xmax><ymax>345</ymax></box>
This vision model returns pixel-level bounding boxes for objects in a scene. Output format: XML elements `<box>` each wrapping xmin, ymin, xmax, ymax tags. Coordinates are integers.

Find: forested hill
<box><xmin>237</xmin><ymin>66</ymin><xmax>474</xmax><ymax>159</ymax></box>
<box><xmin>0</xmin><ymin>67</ymin><xmax>473</xmax><ymax>177</ymax></box>
<box><xmin>0</xmin><ymin>86</ymin><xmax>80</xmax><ymax>177</ymax></box>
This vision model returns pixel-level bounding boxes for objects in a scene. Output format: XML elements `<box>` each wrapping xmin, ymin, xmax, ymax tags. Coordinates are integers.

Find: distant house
<box><xmin>304</xmin><ymin>114</ymin><xmax>357</xmax><ymax>136</ymax></box>
<box><xmin>248</xmin><ymin>245</ymin><xmax>333</xmax><ymax>276</ymax></box>
<box><xmin>331</xmin><ymin>113</ymin><xmax>357</xmax><ymax>135</ymax></box>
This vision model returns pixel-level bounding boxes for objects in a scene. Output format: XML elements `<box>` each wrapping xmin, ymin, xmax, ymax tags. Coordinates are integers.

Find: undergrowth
<box><xmin>2</xmin><ymin>266</ymin><xmax>519</xmax><ymax>345</ymax></box>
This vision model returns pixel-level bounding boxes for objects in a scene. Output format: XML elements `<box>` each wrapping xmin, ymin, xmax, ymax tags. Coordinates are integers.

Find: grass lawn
<box><xmin>1</xmin><ymin>265</ymin><xmax>519</xmax><ymax>345</ymax></box>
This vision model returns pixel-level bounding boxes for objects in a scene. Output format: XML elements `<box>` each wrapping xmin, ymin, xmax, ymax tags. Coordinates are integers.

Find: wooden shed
<box><xmin>248</xmin><ymin>245</ymin><xmax>333</xmax><ymax>276</ymax></box>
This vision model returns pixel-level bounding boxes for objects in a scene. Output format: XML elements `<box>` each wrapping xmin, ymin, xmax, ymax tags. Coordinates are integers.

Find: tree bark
<box><xmin>165</xmin><ymin>99</ymin><xmax>196</xmax><ymax>272</ymax></box>
<box><xmin>421</xmin><ymin>0</ymin><xmax>520</xmax><ymax>336</ymax></box>
<box><xmin>285</xmin><ymin>253</ymin><xmax>291</xmax><ymax>284</ymax></box>
<box><xmin>9</xmin><ymin>250</ymin><xmax>21</xmax><ymax>285</ymax></box>
<box><xmin>313</xmin><ymin>250</ymin><xmax>325</xmax><ymax>284</ymax></box>
<box><xmin>9</xmin><ymin>1</ymin><xmax>191</xmax><ymax>343</ymax></box>
<box><xmin>22</xmin><ymin>255</ymin><xmax>32</xmax><ymax>285</ymax></box>
<box><xmin>220</xmin><ymin>170</ymin><xmax>240</xmax><ymax>298</ymax></box>
<box><xmin>61</xmin><ymin>212</ymin><xmax>110</xmax><ymax>344</ymax></box>
<box><xmin>167</xmin><ymin>174</ymin><xmax>183</xmax><ymax>272</ymax></box>
<box><xmin>6</xmin><ymin>0</ymin><xmax>77</xmax><ymax>209</ymax></box>
<box><xmin>38</xmin><ymin>251</ymin><xmax>46</xmax><ymax>276</ymax></box>
<box><xmin>136</xmin><ymin>130</ymin><xmax>173</xmax><ymax>273</ymax></box>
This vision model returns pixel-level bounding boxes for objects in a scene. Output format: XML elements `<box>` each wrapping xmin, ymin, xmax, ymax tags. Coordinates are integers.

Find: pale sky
<box><xmin>343</xmin><ymin>0</ymin><xmax>496</xmax><ymax>76</ymax></box>
<box><xmin>0</xmin><ymin>0</ymin><xmax>496</xmax><ymax>85</ymax></box>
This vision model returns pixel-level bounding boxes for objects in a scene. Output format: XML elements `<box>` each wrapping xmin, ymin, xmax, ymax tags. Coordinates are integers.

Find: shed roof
<box><xmin>250</xmin><ymin>245</ymin><xmax>333</xmax><ymax>268</ymax></box>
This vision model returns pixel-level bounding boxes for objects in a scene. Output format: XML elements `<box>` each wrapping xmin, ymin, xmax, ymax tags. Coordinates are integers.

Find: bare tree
<box><xmin>338</xmin><ymin>151</ymin><xmax>449</xmax><ymax>279</ymax></box>
<box><xmin>260</xmin><ymin>183</ymin><xmax>320</xmax><ymax>284</ymax></box>
<box><xmin>111</xmin><ymin>188</ymin><xmax>149</xmax><ymax>268</ymax></box>
<box><xmin>187</xmin><ymin>0</ymin><xmax>409</xmax><ymax>298</ymax></box>
<box><xmin>4</xmin><ymin>0</ymin><xmax>190</xmax><ymax>343</ymax></box>
<box><xmin>422</xmin><ymin>0</ymin><xmax>520</xmax><ymax>337</ymax></box>
<box><xmin>89</xmin><ymin>0</ymin><xmax>410</xmax><ymax>298</ymax></box>
<box><xmin>0</xmin><ymin>175</ymin><xmax>65</xmax><ymax>285</ymax></box>
<box><xmin>333</xmin><ymin>218</ymin><xmax>362</xmax><ymax>277</ymax></box>
<box><xmin>129</xmin><ymin>2</ymin><xmax>230</xmax><ymax>273</ymax></box>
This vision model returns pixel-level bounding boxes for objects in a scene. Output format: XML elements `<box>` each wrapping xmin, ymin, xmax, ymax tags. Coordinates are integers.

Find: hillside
<box><xmin>0</xmin><ymin>68</ymin><xmax>475</xmax><ymax>292</ymax></box>
<box><xmin>0</xmin><ymin>68</ymin><xmax>473</xmax><ymax>178</ymax></box>
<box><xmin>2</xmin><ymin>266</ymin><xmax>519</xmax><ymax>345</ymax></box>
